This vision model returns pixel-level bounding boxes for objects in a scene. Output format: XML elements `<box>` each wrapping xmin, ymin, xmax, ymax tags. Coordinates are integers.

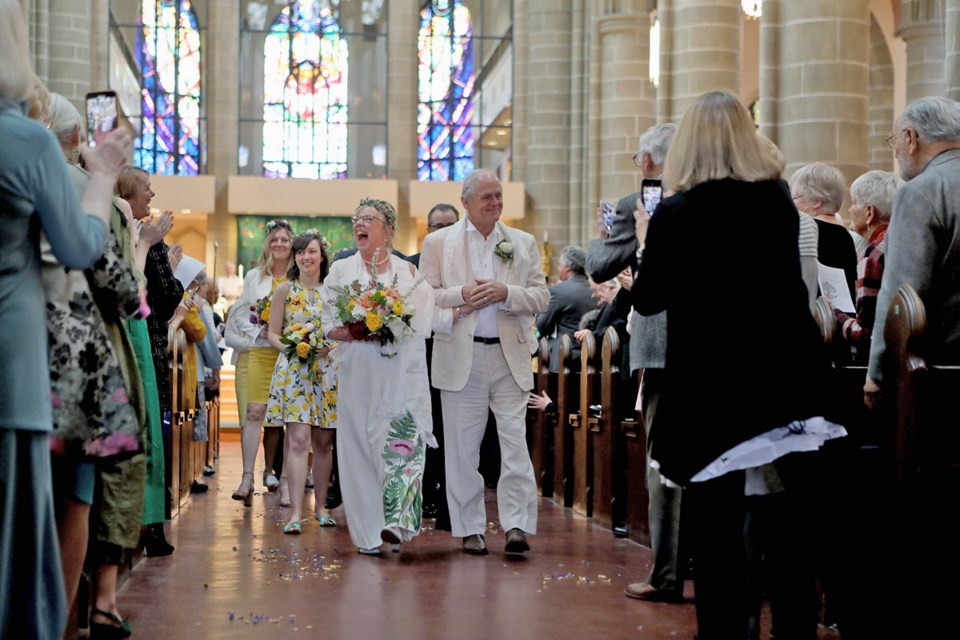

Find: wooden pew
<box><xmin>528</xmin><ymin>337</ymin><xmax>553</xmax><ymax>496</ymax></box>
<box><xmin>570</xmin><ymin>332</ymin><xmax>598</xmax><ymax>516</ymax></box>
<box><xmin>883</xmin><ymin>284</ymin><xmax>960</xmax><ymax>497</ymax></box>
<box><xmin>619</xmin><ymin>372</ymin><xmax>650</xmax><ymax>545</ymax></box>
<box><xmin>552</xmin><ymin>334</ymin><xmax>577</xmax><ymax>507</ymax></box>
<box><xmin>588</xmin><ymin>327</ymin><xmax>619</xmax><ymax>528</ymax></box>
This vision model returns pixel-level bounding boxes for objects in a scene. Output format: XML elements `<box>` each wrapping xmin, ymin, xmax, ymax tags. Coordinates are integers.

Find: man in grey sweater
<box><xmin>866</xmin><ymin>96</ymin><xmax>960</xmax><ymax>404</ymax></box>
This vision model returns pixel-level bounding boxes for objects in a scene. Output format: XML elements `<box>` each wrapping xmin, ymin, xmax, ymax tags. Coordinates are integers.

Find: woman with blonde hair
<box><xmin>229</xmin><ymin>219</ymin><xmax>294</xmax><ymax>504</ymax></box>
<box><xmin>631</xmin><ymin>90</ymin><xmax>844</xmax><ymax>638</ymax></box>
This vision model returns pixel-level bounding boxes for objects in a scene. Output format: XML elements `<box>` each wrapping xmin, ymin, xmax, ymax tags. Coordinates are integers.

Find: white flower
<box><xmin>494</xmin><ymin>240</ymin><xmax>514</xmax><ymax>261</ymax></box>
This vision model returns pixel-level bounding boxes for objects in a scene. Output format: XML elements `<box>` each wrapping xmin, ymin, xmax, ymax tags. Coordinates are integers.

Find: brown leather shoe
<box><xmin>504</xmin><ymin>528</ymin><xmax>530</xmax><ymax>555</ymax></box>
<box><xmin>462</xmin><ymin>534</ymin><xmax>488</xmax><ymax>555</ymax></box>
<box><xmin>624</xmin><ymin>582</ymin><xmax>684</xmax><ymax>603</ymax></box>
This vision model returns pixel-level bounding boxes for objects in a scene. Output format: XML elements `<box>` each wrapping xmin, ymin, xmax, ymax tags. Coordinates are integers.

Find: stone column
<box><xmin>946</xmin><ymin>0</ymin><xmax>960</xmax><ymax>101</ymax></box>
<box><xmin>514</xmin><ymin>0</ymin><xmax>574</xmax><ymax>264</ymax></box>
<box><xmin>897</xmin><ymin>0</ymin><xmax>946</xmax><ymax>101</ymax></box>
<box><xmin>656</xmin><ymin>0</ymin><xmax>740</xmax><ymax>124</ymax></box>
<box><xmin>26</xmin><ymin>0</ymin><xmax>106</xmax><ymax>104</ymax></box>
<box><xmin>587</xmin><ymin>5</ymin><xmax>655</xmax><ymax>244</ymax></box>
<box><xmin>205</xmin><ymin>0</ymin><xmax>242</xmax><ymax>274</ymax></box>
<box><xmin>761</xmin><ymin>0</ymin><xmax>870</xmax><ymax>187</ymax></box>
<box><xmin>387</xmin><ymin>0</ymin><xmax>420</xmax><ymax>253</ymax></box>
<box><xmin>869</xmin><ymin>15</ymin><xmax>895</xmax><ymax>172</ymax></box>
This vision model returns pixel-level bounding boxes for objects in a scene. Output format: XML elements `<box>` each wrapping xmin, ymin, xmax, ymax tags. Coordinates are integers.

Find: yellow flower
<box><xmin>392</xmin><ymin>300</ymin><xmax>403</xmax><ymax>316</ymax></box>
<box><xmin>346</xmin><ymin>300</ymin><xmax>355</xmax><ymax>312</ymax></box>
<box><xmin>296</xmin><ymin>341</ymin><xmax>311</xmax><ymax>358</ymax></box>
<box><xmin>365</xmin><ymin>311</ymin><xmax>383</xmax><ymax>332</ymax></box>
<box><xmin>289</xmin><ymin>323</ymin><xmax>302</xmax><ymax>332</ymax></box>
<box><xmin>260</xmin><ymin>308</ymin><xmax>271</xmax><ymax>322</ymax></box>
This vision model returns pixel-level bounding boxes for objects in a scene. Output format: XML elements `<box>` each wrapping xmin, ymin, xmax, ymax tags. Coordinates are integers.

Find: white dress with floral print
<box><xmin>320</xmin><ymin>253</ymin><xmax>436</xmax><ymax>550</ymax></box>
<box><xmin>266</xmin><ymin>281</ymin><xmax>337</xmax><ymax>428</ymax></box>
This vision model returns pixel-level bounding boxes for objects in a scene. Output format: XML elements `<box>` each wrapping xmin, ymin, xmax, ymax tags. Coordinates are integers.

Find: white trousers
<box><xmin>441</xmin><ymin>342</ymin><xmax>538</xmax><ymax>538</ymax></box>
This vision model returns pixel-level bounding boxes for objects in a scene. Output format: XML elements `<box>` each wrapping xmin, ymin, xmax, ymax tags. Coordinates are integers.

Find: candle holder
<box><xmin>540</xmin><ymin>241</ymin><xmax>553</xmax><ymax>278</ymax></box>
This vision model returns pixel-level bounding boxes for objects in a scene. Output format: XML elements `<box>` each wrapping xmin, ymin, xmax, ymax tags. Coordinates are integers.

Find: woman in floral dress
<box><xmin>321</xmin><ymin>199</ymin><xmax>436</xmax><ymax>555</ymax></box>
<box><xmin>266</xmin><ymin>230</ymin><xmax>337</xmax><ymax>534</ymax></box>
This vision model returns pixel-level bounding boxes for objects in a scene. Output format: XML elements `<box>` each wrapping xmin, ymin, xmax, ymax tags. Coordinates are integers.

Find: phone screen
<box><xmin>600</xmin><ymin>200</ymin><xmax>616</xmax><ymax>232</ymax></box>
<box><xmin>641</xmin><ymin>180</ymin><xmax>663</xmax><ymax>214</ymax></box>
<box><xmin>85</xmin><ymin>91</ymin><xmax>118</xmax><ymax>148</ymax></box>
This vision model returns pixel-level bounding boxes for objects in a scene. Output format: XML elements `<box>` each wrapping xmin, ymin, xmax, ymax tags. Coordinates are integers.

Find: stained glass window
<box><xmin>417</xmin><ymin>0</ymin><xmax>475</xmax><ymax>182</ymax></box>
<box><xmin>263</xmin><ymin>0</ymin><xmax>349</xmax><ymax>179</ymax></box>
<box><xmin>136</xmin><ymin>0</ymin><xmax>202</xmax><ymax>176</ymax></box>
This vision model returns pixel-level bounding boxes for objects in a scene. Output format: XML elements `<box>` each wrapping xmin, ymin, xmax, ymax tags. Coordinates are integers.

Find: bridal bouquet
<box><xmin>279</xmin><ymin>322</ymin><xmax>325</xmax><ymax>381</ymax></box>
<box><xmin>249</xmin><ymin>296</ymin><xmax>271</xmax><ymax>327</ymax></box>
<box><xmin>327</xmin><ymin>263</ymin><xmax>417</xmax><ymax>356</ymax></box>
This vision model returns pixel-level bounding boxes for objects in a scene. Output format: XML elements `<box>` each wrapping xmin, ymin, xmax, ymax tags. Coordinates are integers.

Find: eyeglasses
<box><xmin>427</xmin><ymin>222</ymin><xmax>453</xmax><ymax>231</ymax></box>
<box><xmin>633</xmin><ymin>153</ymin><xmax>643</xmax><ymax>168</ymax></box>
<box><xmin>886</xmin><ymin>128</ymin><xmax>908</xmax><ymax>149</ymax></box>
<box><xmin>351</xmin><ymin>214</ymin><xmax>384</xmax><ymax>225</ymax></box>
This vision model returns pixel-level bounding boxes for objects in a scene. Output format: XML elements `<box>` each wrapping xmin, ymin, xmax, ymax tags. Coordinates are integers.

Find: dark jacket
<box><xmin>632</xmin><ymin>178</ymin><xmax>833</xmax><ymax>484</ymax></box>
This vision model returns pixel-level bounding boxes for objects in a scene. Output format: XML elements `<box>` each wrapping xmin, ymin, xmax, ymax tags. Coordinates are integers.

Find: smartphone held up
<box><xmin>600</xmin><ymin>200</ymin><xmax>616</xmax><ymax>232</ymax></box>
<box><xmin>641</xmin><ymin>179</ymin><xmax>663</xmax><ymax>215</ymax></box>
<box><xmin>85</xmin><ymin>90</ymin><xmax>118</xmax><ymax>148</ymax></box>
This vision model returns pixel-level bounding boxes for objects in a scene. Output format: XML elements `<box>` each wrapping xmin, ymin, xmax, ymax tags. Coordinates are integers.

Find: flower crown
<box><xmin>264</xmin><ymin>218</ymin><xmax>292</xmax><ymax>235</ymax></box>
<box><xmin>357</xmin><ymin>198</ymin><xmax>398</xmax><ymax>231</ymax></box>
<box><xmin>299</xmin><ymin>228</ymin><xmax>331</xmax><ymax>255</ymax></box>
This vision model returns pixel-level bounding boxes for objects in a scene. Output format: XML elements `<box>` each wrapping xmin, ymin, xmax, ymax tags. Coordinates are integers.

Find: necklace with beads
<box><xmin>364</xmin><ymin>252</ymin><xmax>390</xmax><ymax>270</ymax></box>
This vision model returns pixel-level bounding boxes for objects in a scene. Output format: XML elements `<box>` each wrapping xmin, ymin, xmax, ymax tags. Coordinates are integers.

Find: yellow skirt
<box><xmin>247</xmin><ymin>347</ymin><xmax>280</xmax><ymax>408</ymax></box>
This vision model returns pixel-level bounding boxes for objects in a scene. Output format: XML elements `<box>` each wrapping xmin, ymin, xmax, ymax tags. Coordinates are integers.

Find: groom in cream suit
<box><xmin>419</xmin><ymin>169</ymin><xmax>549</xmax><ymax>556</ymax></box>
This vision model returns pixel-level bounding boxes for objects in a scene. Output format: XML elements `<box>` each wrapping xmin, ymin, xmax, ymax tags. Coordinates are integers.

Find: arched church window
<box><xmin>417</xmin><ymin>0</ymin><xmax>475</xmax><ymax>182</ymax></box>
<box><xmin>137</xmin><ymin>0</ymin><xmax>202</xmax><ymax>175</ymax></box>
<box><xmin>263</xmin><ymin>0</ymin><xmax>349</xmax><ymax>179</ymax></box>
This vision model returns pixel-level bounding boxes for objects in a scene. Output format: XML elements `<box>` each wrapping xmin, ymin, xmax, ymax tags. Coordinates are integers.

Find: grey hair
<box><xmin>461</xmin><ymin>168</ymin><xmax>499</xmax><ymax>200</ymax></box>
<box><xmin>788</xmin><ymin>162</ymin><xmax>846</xmax><ymax>214</ymax></box>
<box><xmin>849</xmin><ymin>170</ymin><xmax>903</xmax><ymax>223</ymax></box>
<box><xmin>48</xmin><ymin>93</ymin><xmax>83</xmax><ymax>148</ymax></box>
<box><xmin>558</xmin><ymin>245</ymin><xmax>586</xmax><ymax>276</ymax></box>
<box><xmin>899</xmin><ymin>96</ymin><xmax>960</xmax><ymax>143</ymax></box>
<box><xmin>637</xmin><ymin>123</ymin><xmax>677</xmax><ymax>167</ymax></box>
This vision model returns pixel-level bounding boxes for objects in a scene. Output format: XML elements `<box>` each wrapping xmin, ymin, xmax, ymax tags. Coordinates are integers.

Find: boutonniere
<box><xmin>494</xmin><ymin>239</ymin><xmax>514</xmax><ymax>262</ymax></box>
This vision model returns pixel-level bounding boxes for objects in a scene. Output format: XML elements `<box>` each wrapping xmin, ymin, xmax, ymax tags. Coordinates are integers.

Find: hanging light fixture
<box><xmin>649</xmin><ymin>10</ymin><xmax>660</xmax><ymax>88</ymax></box>
<box><xmin>741</xmin><ymin>1</ymin><xmax>762</xmax><ymax>19</ymax></box>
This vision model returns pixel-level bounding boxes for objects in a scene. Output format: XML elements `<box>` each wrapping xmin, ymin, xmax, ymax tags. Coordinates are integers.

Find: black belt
<box><xmin>473</xmin><ymin>336</ymin><xmax>501</xmax><ymax>344</ymax></box>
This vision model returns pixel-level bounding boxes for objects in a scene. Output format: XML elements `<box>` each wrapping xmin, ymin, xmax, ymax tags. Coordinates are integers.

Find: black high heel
<box><xmin>89</xmin><ymin>607</ymin><xmax>132</xmax><ymax>640</ymax></box>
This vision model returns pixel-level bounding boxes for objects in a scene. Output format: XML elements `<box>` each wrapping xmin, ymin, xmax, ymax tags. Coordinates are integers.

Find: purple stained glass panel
<box><xmin>136</xmin><ymin>0</ymin><xmax>202</xmax><ymax>176</ymax></box>
<box><xmin>417</xmin><ymin>1</ymin><xmax>475</xmax><ymax>182</ymax></box>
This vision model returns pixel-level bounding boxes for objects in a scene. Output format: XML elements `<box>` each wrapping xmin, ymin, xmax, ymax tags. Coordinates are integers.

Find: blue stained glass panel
<box><xmin>136</xmin><ymin>0</ymin><xmax>202</xmax><ymax>176</ymax></box>
<box><xmin>417</xmin><ymin>1</ymin><xmax>475</xmax><ymax>182</ymax></box>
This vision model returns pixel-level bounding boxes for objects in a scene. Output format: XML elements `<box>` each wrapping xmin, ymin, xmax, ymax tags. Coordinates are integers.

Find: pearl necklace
<box><xmin>364</xmin><ymin>252</ymin><xmax>390</xmax><ymax>269</ymax></box>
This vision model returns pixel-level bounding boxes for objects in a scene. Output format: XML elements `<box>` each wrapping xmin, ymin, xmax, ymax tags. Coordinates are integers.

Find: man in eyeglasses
<box><xmin>409</xmin><ymin>203</ymin><xmax>459</xmax><ymax>268</ymax></box>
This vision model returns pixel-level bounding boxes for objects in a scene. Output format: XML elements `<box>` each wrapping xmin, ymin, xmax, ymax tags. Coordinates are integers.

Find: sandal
<box><xmin>315</xmin><ymin>513</ymin><xmax>337</xmax><ymax>527</ymax></box>
<box><xmin>357</xmin><ymin>546</ymin><xmax>382</xmax><ymax>556</ymax></box>
<box><xmin>283</xmin><ymin>520</ymin><xmax>301</xmax><ymax>535</ymax></box>
<box><xmin>89</xmin><ymin>607</ymin><xmax>132</xmax><ymax>640</ymax></box>
<box><xmin>231</xmin><ymin>472</ymin><xmax>254</xmax><ymax>507</ymax></box>
<box><xmin>263</xmin><ymin>471</ymin><xmax>280</xmax><ymax>491</ymax></box>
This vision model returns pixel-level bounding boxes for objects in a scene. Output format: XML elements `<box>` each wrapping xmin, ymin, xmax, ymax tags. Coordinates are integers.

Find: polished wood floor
<box><xmin>113</xmin><ymin>443</ymin><xmax>841</xmax><ymax>639</ymax></box>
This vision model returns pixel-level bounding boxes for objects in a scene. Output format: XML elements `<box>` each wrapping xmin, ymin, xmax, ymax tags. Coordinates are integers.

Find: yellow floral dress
<box><xmin>265</xmin><ymin>282</ymin><xmax>337</xmax><ymax>428</ymax></box>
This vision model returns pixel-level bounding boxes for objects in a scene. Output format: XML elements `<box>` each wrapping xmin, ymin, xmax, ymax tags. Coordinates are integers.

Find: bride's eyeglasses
<box><xmin>351</xmin><ymin>214</ymin><xmax>384</xmax><ymax>225</ymax></box>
